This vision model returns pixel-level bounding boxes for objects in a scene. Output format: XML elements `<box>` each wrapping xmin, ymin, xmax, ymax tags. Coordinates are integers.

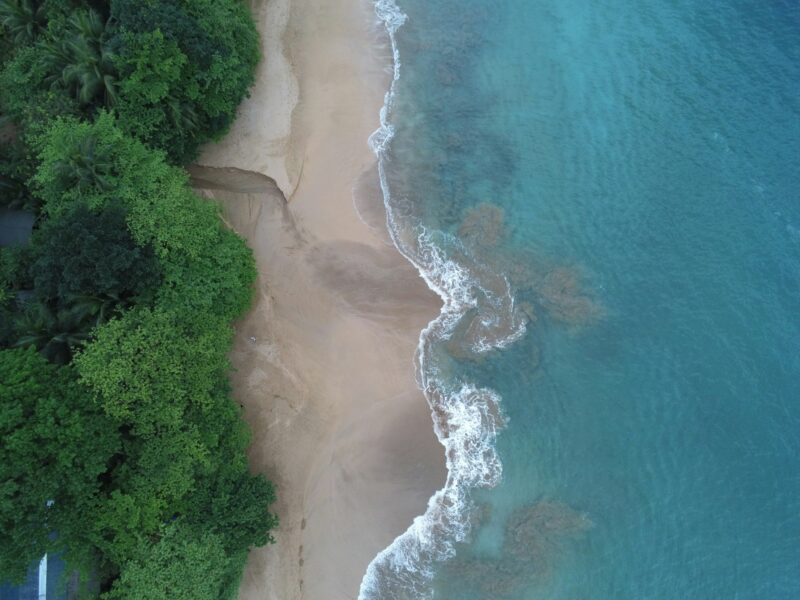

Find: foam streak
<box><xmin>359</xmin><ymin>2</ymin><xmax>525</xmax><ymax>597</ymax></box>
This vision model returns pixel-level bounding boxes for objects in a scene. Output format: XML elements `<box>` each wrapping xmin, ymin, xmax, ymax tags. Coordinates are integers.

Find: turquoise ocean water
<box><xmin>361</xmin><ymin>1</ymin><xmax>800</xmax><ymax>598</ymax></box>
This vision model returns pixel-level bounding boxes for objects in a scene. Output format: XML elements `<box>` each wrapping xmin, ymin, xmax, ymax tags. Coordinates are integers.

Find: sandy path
<box><xmin>195</xmin><ymin>1</ymin><xmax>445</xmax><ymax>599</ymax></box>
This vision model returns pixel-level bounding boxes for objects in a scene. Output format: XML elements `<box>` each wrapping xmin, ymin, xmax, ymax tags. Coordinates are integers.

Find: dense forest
<box><xmin>0</xmin><ymin>0</ymin><xmax>277</xmax><ymax>597</ymax></box>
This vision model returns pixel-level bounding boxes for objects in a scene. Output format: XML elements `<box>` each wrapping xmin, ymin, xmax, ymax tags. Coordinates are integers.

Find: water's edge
<box><xmin>358</xmin><ymin>1</ymin><xmax>525</xmax><ymax>597</ymax></box>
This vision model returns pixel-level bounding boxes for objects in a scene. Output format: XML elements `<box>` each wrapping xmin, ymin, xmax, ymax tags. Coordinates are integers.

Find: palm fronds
<box><xmin>0</xmin><ymin>0</ymin><xmax>46</xmax><ymax>45</ymax></box>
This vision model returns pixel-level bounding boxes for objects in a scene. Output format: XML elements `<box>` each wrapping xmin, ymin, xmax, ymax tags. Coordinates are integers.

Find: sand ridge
<box><xmin>195</xmin><ymin>1</ymin><xmax>445</xmax><ymax>598</ymax></box>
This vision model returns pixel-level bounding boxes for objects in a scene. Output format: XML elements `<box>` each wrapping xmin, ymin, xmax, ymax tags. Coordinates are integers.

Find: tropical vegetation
<box><xmin>0</xmin><ymin>1</ymin><xmax>275</xmax><ymax>597</ymax></box>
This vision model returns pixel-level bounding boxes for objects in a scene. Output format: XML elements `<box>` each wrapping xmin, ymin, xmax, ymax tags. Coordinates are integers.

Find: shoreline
<box><xmin>195</xmin><ymin>1</ymin><xmax>445</xmax><ymax>598</ymax></box>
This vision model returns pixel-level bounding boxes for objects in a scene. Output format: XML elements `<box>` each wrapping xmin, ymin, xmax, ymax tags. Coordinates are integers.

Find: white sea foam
<box><xmin>359</xmin><ymin>1</ymin><xmax>526</xmax><ymax>597</ymax></box>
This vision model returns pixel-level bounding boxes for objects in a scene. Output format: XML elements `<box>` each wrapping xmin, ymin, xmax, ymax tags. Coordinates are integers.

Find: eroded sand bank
<box><xmin>195</xmin><ymin>1</ymin><xmax>445</xmax><ymax>599</ymax></box>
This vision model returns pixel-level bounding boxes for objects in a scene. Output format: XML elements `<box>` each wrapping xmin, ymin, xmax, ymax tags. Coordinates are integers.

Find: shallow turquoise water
<box><xmin>363</xmin><ymin>1</ymin><xmax>800</xmax><ymax>598</ymax></box>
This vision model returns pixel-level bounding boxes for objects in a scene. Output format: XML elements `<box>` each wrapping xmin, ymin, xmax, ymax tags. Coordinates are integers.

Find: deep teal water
<box><xmin>362</xmin><ymin>1</ymin><xmax>800</xmax><ymax>598</ymax></box>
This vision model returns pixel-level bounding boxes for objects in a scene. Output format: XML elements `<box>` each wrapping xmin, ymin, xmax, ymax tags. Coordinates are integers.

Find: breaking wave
<box><xmin>358</xmin><ymin>1</ymin><xmax>527</xmax><ymax>598</ymax></box>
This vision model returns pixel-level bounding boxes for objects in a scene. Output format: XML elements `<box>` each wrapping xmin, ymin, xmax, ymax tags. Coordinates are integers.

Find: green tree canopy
<box><xmin>103</xmin><ymin>522</ymin><xmax>233</xmax><ymax>600</ymax></box>
<box><xmin>0</xmin><ymin>348</ymin><xmax>120</xmax><ymax>581</ymax></box>
<box><xmin>34</xmin><ymin>113</ymin><xmax>256</xmax><ymax>322</ymax></box>
<box><xmin>0</xmin><ymin>134</ymin><xmax>37</xmax><ymax>212</ymax></box>
<box><xmin>0</xmin><ymin>2</ymin><xmax>273</xmax><ymax>591</ymax></box>
<box><xmin>75</xmin><ymin>306</ymin><xmax>231</xmax><ymax>434</ymax></box>
<box><xmin>12</xmin><ymin>301</ymin><xmax>91</xmax><ymax>364</ymax></box>
<box><xmin>6</xmin><ymin>201</ymin><xmax>161</xmax><ymax>361</ymax></box>
<box><xmin>0</xmin><ymin>6</ymin><xmax>115</xmax><ymax>135</ymax></box>
<box><xmin>29</xmin><ymin>202</ymin><xmax>161</xmax><ymax>302</ymax></box>
<box><xmin>110</xmin><ymin>0</ymin><xmax>260</xmax><ymax>163</ymax></box>
<box><xmin>0</xmin><ymin>246</ymin><xmax>30</xmax><ymax>347</ymax></box>
<box><xmin>185</xmin><ymin>467</ymin><xmax>278</xmax><ymax>556</ymax></box>
<box><xmin>85</xmin><ymin>384</ymin><xmax>277</xmax><ymax>567</ymax></box>
<box><xmin>1</xmin><ymin>0</ymin><xmax>260</xmax><ymax>164</ymax></box>
<box><xmin>0</xmin><ymin>43</ymin><xmax>82</xmax><ymax>135</ymax></box>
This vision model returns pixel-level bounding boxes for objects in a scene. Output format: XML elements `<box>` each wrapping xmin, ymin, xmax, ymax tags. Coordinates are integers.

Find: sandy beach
<box><xmin>194</xmin><ymin>1</ymin><xmax>445</xmax><ymax>598</ymax></box>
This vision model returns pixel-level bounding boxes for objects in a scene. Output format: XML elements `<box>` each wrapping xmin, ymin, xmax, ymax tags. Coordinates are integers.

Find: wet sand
<box><xmin>194</xmin><ymin>1</ymin><xmax>445</xmax><ymax>599</ymax></box>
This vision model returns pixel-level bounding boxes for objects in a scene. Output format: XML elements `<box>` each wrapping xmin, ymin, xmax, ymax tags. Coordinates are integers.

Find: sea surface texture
<box><xmin>361</xmin><ymin>1</ymin><xmax>800</xmax><ymax>598</ymax></box>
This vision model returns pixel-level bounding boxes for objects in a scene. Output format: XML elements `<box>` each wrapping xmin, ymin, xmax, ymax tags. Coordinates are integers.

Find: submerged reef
<box><xmin>459</xmin><ymin>202</ymin><xmax>506</xmax><ymax>250</ymax></box>
<box><xmin>445</xmin><ymin>202</ymin><xmax>603</xmax><ymax>362</ymax></box>
<box><xmin>440</xmin><ymin>500</ymin><xmax>592</xmax><ymax>598</ymax></box>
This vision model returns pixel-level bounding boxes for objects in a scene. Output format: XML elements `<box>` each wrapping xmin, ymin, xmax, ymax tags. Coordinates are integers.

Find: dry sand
<box><xmin>194</xmin><ymin>1</ymin><xmax>445</xmax><ymax>599</ymax></box>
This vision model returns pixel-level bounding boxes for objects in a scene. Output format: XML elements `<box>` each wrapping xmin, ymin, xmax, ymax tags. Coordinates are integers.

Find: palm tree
<box><xmin>66</xmin><ymin>291</ymin><xmax>129</xmax><ymax>328</ymax></box>
<box><xmin>63</xmin><ymin>9</ymin><xmax>118</xmax><ymax>106</ymax></box>
<box><xmin>167</xmin><ymin>98</ymin><xmax>200</xmax><ymax>136</ymax></box>
<box><xmin>13</xmin><ymin>302</ymin><xmax>92</xmax><ymax>364</ymax></box>
<box><xmin>42</xmin><ymin>9</ymin><xmax>118</xmax><ymax>107</ymax></box>
<box><xmin>51</xmin><ymin>134</ymin><xmax>115</xmax><ymax>194</ymax></box>
<box><xmin>0</xmin><ymin>0</ymin><xmax>46</xmax><ymax>46</ymax></box>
